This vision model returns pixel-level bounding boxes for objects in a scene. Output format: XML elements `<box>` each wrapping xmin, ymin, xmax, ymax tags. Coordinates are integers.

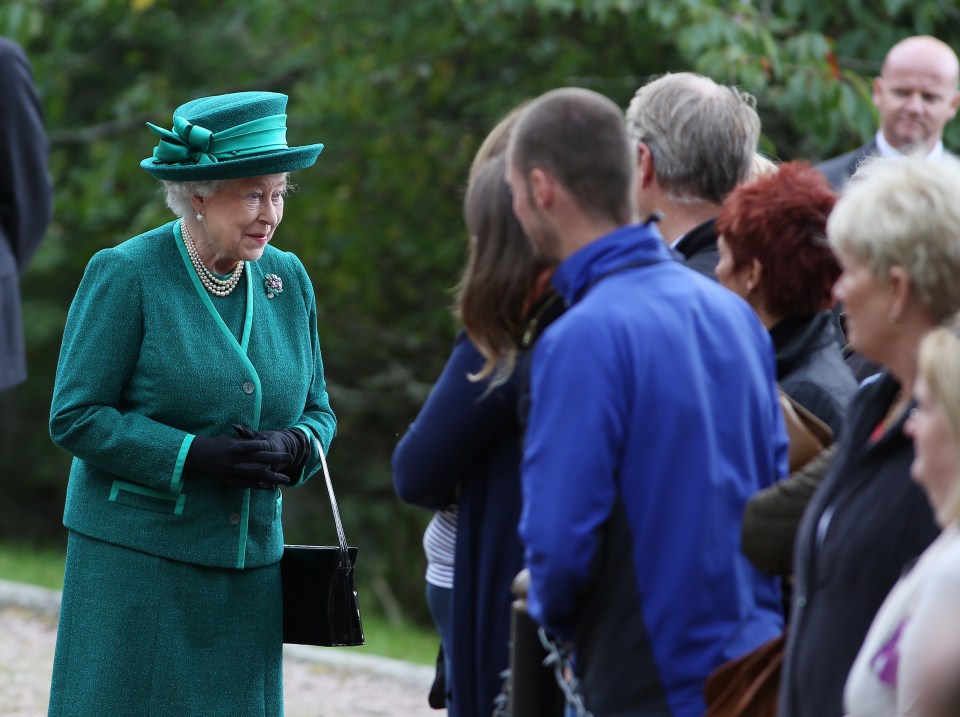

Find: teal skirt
<box><xmin>48</xmin><ymin>531</ymin><xmax>283</xmax><ymax>717</ymax></box>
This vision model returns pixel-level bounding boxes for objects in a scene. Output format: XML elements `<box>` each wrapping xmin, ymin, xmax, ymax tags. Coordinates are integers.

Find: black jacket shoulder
<box><xmin>815</xmin><ymin>140</ymin><xmax>878</xmax><ymax>190</ymax></box>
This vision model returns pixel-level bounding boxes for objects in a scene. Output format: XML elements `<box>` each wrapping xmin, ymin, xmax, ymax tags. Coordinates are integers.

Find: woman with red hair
<box><xmin>716</xmin><ymin>160</ymin><xmax>856</xmax><ymax>438</ymax></box>
<box><xmin>718</xmin><ymin>161</ymin><xmax>859</xmax><ymax>584</ymax></box>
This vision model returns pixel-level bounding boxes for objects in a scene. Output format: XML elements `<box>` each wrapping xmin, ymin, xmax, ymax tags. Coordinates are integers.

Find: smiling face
<box><xmin>193</xmin><ymin>174</ymin><xmax>287</xmax><ymax>273</ymax></box>
<box><xmin>905</xmin><ymin>375</ymin><xmax>960</xmax><ymax>524</ymax></box>
<box><xmin>873</xmin><ymin>37</ymin><xmax>960</xmax><ymax>153</ymax></box>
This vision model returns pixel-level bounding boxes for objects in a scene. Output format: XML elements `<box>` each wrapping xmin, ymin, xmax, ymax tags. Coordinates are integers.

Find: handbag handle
<box><xmin>316</xmin><ymin>441</ymin><xmax>350</xmax><ymax>557</ymax></box>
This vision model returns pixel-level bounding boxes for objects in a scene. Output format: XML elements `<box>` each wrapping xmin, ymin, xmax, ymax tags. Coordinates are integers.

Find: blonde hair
<box><xmin>917</xmin><ymin>321</ymin><xmax>960</xmax><ymax>524</ymax></box>
<box><xmin>745</xmin><ymin>153</ymin><xmax>779</xmax><ymax>183</ymax></box>
<box><xmin>827</xmin><ymin>154</ymin><xmax>960</xmax><ymax>324</ymax></box>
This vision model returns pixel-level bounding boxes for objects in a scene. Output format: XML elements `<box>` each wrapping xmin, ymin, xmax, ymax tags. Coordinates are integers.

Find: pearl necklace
<box><xmin>180</xmin><ymin>218</ymin><xmax>244</xmax><ymax>297</ymax></box>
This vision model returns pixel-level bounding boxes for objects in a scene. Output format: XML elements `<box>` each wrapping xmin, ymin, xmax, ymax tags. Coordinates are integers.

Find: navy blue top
<box><xmin>393</xmin><ymin>331</ymin><xmax>524</xmax><ymax>717</ymax></box>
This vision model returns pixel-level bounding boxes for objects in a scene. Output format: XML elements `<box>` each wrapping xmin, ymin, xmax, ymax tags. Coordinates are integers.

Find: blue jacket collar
<box><xmin>552</xmin><ymin>223</ymin><xmax>673</xmax><ymax>305</ymax></box>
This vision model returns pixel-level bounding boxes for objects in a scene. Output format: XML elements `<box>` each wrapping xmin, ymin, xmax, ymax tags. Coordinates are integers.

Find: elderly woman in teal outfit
<box><xmin>47</xmin><ymin>92</ymin><xmax>336</xmax><ymax>716</ymax></box>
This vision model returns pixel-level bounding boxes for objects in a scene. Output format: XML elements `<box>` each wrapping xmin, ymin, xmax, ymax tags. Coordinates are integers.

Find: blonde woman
<box><xmin>844</xmin><ymin>322</ymin><xmax>960</xmax><ymax>717</ymax></box>
<box><xmin>392</xmin><ymin>151</ymin><xmax>559</xmax><ymax>717</ymax></box>
<box><xmin>779</xmin><ymin>154</ymin><xmax>960</xmax><ymax>717</ymax></box>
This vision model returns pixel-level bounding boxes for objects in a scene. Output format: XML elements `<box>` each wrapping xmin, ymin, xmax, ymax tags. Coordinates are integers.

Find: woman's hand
<box><xmin>232</xmin><ymin>424</ymin><xmax>311</xmax><ymax>479</ymax></box>
<box><xmin>183</xmin><ymin>434</ymin><xmax>292</xmax><ymax>490</ymax></box>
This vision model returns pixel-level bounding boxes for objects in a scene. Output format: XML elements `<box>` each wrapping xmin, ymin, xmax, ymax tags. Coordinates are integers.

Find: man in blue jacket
<box><xmin>505</xmin><ymin>87</ymin><xmax>788</xmax><ymax>717</ymax></box>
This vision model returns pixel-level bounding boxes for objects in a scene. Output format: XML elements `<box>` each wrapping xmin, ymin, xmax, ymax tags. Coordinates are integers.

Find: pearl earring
<box><xmin>196</xmin><ymin>213</ymin><xmax>203</xmax><ymax>221</ymax></box>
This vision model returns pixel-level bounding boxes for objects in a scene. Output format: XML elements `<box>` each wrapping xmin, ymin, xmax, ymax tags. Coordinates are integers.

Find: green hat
<box><xmin>140</xmin><ymin>91</ymin><xmax>324</xmax><ymax>181</ymax></box>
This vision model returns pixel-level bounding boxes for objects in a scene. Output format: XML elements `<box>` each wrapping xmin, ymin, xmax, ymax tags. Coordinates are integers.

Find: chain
<box><xmin>538</xmin><ymin>627</ymin><xmax>594</xmax><ymax>717</ymax></box>
<box><xmin>492</xmin><ymin>667</ymin><xmax>511</xmax><ymax>717</ymax></box>
<box><xmin>491</xmin><ymin>628</ymin><xmax>594</xmax><ymax>717</ymax></box>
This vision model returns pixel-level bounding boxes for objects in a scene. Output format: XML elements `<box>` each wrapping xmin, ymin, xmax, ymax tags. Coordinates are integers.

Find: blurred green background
<box><xmin>2</xmin><ymin>0</ymin><xmax>958</xmax><ymax>634</ymax></box>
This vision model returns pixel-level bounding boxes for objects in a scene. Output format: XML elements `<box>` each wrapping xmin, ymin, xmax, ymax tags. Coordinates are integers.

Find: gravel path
<box><xmin>0</xmin><ymin>581</ymin><xmax>437</xmax><ymax>717</ymax></box>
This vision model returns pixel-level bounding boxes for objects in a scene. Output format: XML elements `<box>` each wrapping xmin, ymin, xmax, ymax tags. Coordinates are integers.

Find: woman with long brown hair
<box><xmin>392</xmin><ymin>123</ymin><xmax>560</xmax><ymax>715</ymax></box>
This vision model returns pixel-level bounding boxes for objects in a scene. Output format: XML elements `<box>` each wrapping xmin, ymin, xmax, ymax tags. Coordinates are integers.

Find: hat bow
<box><xmin>146</xmin><ymin>114</ymin><xmax>289</xmax><ymax>168</ymax></box>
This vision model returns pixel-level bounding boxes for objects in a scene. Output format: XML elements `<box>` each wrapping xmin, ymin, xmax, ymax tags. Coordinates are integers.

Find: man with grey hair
<box><xmin>626</xmin><ymin>72</ymin><xmax>760</xmax><ymax>278</ymax></box>
<box><xmin>817</xmin><ymin>35</ymin><xmax>960</xmax><ymax>189</ymax></box>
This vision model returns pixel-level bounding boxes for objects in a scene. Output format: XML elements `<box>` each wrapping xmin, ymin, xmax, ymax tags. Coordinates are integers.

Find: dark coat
<box><xmin>0</xmin><ymin>38</ymin><xmax>52</xmax><ymax>390</ymax></box>
<box><xmin>740</xmin><ymin>312</ymin><xmax>857</xmax><ymax>577</ymax></box>
<box><xmin>815</xmin><ymin>135</ymin><xmax>887</xmax><ymax>382</ymax></box>
<box><xmin>777</xmin><ymin>372</ymin><xmax>940</xmax><ymax>717</ymax></box>
<box><xmin>815</xmin><ymin>140</ymin><xmax>878</xmax><ymax>190</ymax></box>
<box><xmin>673</xmin><ymin>217</ymin><xmax>718</xmax><ymax>279</ymax></box>
<box><xmin>392</xmin><ymin>332</ymin><xmax>526</xmax><ymax>717</ymax></box>
<box><xmin>816</xmin><ymin>138</ymin><xmax>959</xmax><ymax>191</ymax></box>
<box><xmin>772</xmin><ymin>312</ymin><xmax>857</xmax><ymax>440</ymax></box>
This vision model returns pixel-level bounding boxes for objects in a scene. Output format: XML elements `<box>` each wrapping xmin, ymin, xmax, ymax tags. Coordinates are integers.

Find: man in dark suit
<box><xmin>818</xmin><ymin>35</ymin><xmax>960</xmax><ymax>189</ymax></box>
<box><xmin>0</xmin><ymin>37</ymin><xmax>52</xmax><ymax>391</ymax></box>
<box><xmin>624</xmin><ymin>72</ymin><xmax>761</xmax><ymax>278</ymax></box>
<box><xmin>818</xmin><ymin>36</ymin><xmax>960</xmax><ymax>382</ymax></box>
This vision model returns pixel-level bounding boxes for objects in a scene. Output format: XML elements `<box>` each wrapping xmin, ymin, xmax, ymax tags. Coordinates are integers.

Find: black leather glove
<box><xmin>183</xmin><ymin>434</ymin><xmax>292</xmax><ymax>490</ymax></box>
<box><xmin>232</xmin><ymin>424</ymin><xmax>312</xmax><ymax>479</ymax></box>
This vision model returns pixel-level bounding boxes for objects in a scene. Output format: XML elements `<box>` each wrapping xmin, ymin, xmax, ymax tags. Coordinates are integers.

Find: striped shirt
<box><xmin>423</xmin><ymin>505</ymin><xmax>458</xmax><ymax>588</ymax></box>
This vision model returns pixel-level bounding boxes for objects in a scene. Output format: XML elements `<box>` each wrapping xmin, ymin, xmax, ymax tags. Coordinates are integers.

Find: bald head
<box><xmin>882</xmin><ymin>36</ymin><xmax>958</xmax><ymax>78</ymax></box>
<box><xmin>873</xmin><ymin>35</ymin><xmax>960</xmax><ymax>152</ymax></box>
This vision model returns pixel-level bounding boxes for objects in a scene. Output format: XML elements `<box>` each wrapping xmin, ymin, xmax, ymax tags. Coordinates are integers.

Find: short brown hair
<box><xmin>509</xmin><ymin>87</ymin><xmax>635</xmax><ymax>225</ymax></box>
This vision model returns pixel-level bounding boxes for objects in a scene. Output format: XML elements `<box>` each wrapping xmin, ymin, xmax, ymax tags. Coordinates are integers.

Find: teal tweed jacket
<box><xmin>50</xmin><ymin>220</ymin><xmax>336</xmax><ymax>569</ymax></box>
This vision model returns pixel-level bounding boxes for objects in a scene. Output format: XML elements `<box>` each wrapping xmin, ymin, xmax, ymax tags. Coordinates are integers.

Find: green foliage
<box><xmin>0</xmin><ymin>542</ymin><xmax>67</xmax><ymax>591</ymax></box>
<box><xmin>528</xmin><ymin>0</ymin><xmax>960</xmax><ymax>157</ymax></box>
<box><xmin>0</xmin><ymin>0</ymin><xmax>675</xmax><ymax>626</ymax></box>
<box><xmin>4</xmin><ymin>0</ymin><xmax>960</xmax><ymax>626</ymax></box>
<box><xmin>356</xmin><ymin>612</ymin><xmax>439</xmax><ymax>665</ymax></box>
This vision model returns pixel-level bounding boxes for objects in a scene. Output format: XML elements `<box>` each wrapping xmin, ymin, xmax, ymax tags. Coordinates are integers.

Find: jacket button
<box><xmin>242</xmin><ymin>381</ymin><xmax>255</xmax><ymax>395</ymax></box>
<box><xmin>229</xmin><ymin>512</ymin><xmax>241</xmax><ymax>525</ymax></box>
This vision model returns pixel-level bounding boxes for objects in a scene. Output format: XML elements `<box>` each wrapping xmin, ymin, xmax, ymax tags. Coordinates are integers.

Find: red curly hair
<box><xmin>717</xmin><ymin>160</ymin><xmax>840</xmax><ymax>317</ymax></box>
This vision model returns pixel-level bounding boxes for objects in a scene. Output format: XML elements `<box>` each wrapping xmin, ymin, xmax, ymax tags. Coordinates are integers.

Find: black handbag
<box><xmin>280</xmin><ymin>443</ymin><xmax>365</xmax><ymax>647</ymax></box>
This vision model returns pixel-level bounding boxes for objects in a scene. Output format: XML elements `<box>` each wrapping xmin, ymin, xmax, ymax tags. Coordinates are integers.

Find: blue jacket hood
<box><xmin>552</xmin><ymin>223</ymin><xmax>674</xmax><ymax>306</ymax></box>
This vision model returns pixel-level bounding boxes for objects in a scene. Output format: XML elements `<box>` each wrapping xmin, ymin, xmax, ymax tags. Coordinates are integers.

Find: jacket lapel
<box><xmin>173</xmin><ymin>221</ymin><xmax>262</xmax><ymax>427</ymax></box>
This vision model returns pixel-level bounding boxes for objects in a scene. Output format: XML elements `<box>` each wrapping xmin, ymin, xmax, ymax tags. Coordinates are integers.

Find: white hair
<box><xmin>828</xmin><ymin>154</ymin><xmax>960</xmax><ymax>324</ymax></box>
<box><xmin>161</xmin><ymin>180</ymin><xmax>225</xmax><ymax>217</ymax></box>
